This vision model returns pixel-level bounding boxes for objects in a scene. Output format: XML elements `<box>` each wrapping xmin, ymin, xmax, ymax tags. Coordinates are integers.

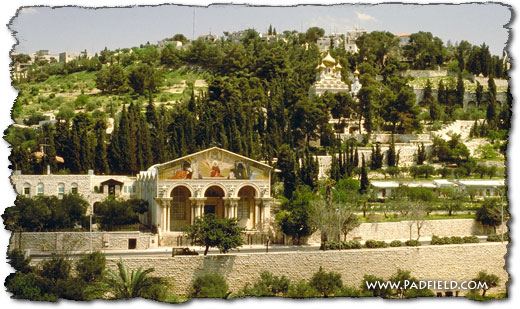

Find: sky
<box><xmin>9</xmin><ymin>3</ymin><xmax>511</xmax><ymax>56</ymax></box>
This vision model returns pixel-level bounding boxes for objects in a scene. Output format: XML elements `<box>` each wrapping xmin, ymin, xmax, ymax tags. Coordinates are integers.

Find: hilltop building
<box><xmin>309</xmin><ymin>52</ymin><xmax>363</xmax><ymax>135</ymax></box>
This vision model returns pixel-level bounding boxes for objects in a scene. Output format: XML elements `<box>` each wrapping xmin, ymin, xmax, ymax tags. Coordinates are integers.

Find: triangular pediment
<box><xmin>156</xmin><ymin>147</ymin><xmax>272</xmax><ymax>181</ymax></box>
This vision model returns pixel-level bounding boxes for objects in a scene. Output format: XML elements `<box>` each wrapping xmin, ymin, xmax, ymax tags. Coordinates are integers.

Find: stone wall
<box><xmin>105</xmin><ymin>243</ymin><xmax>508</xmax><ymax>296</ymax></box>
<box><xmin>403</xmin><ymin>69</ymin><xmax>448</xmax><ymax>78</ymax></box>
<box><xmin>305</xmin><ymin>219</ymin><xmax>505</xmax><ymax>244</ymax></box>
<box><xmin>9</xmin><ymin>231</ymin><xmax>158</xmax><ymax>253</ymax></box>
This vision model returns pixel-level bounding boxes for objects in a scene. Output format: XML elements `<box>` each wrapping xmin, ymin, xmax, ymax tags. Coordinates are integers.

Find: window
<box><xmin>237</xmin><ymin>201</ymin><xmax>249</xmax><ymax>219</ymax></box>
<box><xmin>57</xmin><ymin>183</ymin><xmax>65</xmax><ymax>198</ymax></box>
<box><xmin>37</xmin><ymin>183</ymin><xmax>44</xmax><ymax>196</ymax></box>
<box><xmin>486</xmin><ymin>189</ymin><xmax>491</xmax><ymax>196</ymax></box>
<box><xmin>23</xmin><ymin>184</ymin><xmax>31</xmax><ymax>197</ymax></box>
<box><xmin>71</xmin><ymin>183</ymin><xmax>78</xmax><ymax>194</ymax></box>
<box><xmin>124</xmin><ymin>186</ymin><xmax>127</xmax><ymax>193</ymax></box>
<box><xmin>171</xmin><ymin>195</ymin><xmax>187</xmax><ymax>220</ymax></box>
<box><xmin>128</xmin><ymin>239</ymin><xmax>137</xmax><ymax>249</ymax></box>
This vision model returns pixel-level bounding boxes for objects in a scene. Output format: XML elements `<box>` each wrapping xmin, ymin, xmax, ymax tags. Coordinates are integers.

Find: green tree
<box><xmin>191</xmin><ymin>273</ymin><xmax>229</xmax><ymax>298</ymax></box>
<box><xmin>476</xmin><ymin>198</ymin><xmax>507</xmax><ymax>233</ymax></box>
<box><xmin>276</xmin><ymin>144</ymin><xmax>298</xmax><ymax>198</ymax></box>
<box><xmin>76</xmin><ymin>251</ymin><xmax>106</xmax><ymax>283</ymax></box>
<box><xmin>359</xmin><ymin>156</ymin><xmax>369</xmax><ymax>194</ymax></box>
<box><xmin>95</xmin><ymin>64</ymin><xmax>127</xmax><ymax>94</ymax></box>
<box><xmin>276</xmin><ymin>186</ymin><xmax>316</xmax><ymax>245</ymax></box>
<box><xmin>472</xmin><ymin>271</ymin><xmax>499</xmax><ymax>297</ymax></box>
<box><xmin>417</xmin><ymin>142</ymin><xmax>427</xmax><ymax>165</ymax></box>
<box><xmin>95</xmin><ymin>197</ymin><xmax>147</xmax><ymax>230</ymax></box>
<box><xmin>94</xmin><ymin>119</ymin><xmax>109</xmax><ymax>174</ymax></box>
<box><xmin>440</xmin><ymin>187</ymin><xmax>466</xmax><ymax>216</ymax></box>
<box><xmin>240</xmin><ymin>271</ymin><xmax>290</xmax><ymax>297</ymax></box>
<box><xmin>387</xmin><ymin>134</ymin><xmax>398</xmax><ymax>167</ymax></box>
<box><xmin>309</xmin><ymin>267</ymin><xmax>343</xmax><ymax>298</ymax></box>
<box><xmin>185</xmin><ymin>214</ymin><xmax>244</xmax><ymax>255</ymax></box>
<box><xmin>456</xmin><ymin>73</ymin><xmax>465</xmax><ymax>107</ymax></box>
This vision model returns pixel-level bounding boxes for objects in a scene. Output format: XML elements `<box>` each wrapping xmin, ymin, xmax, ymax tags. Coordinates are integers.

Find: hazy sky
<box><xmin>10</xmin><ymin>3</ymin><xmax>511</xmax><ymax>56</ymax></box>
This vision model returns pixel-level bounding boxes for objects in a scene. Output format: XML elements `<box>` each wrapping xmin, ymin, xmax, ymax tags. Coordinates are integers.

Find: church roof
<box><xmin>153</xmin><ymin>147</ymin><xmax>273</xmax><ymax>172</ymax></box>
<box><xmin>322</xmin><ymin>52</ymin><xmax>336</xmax><ymax>66</ymax></box>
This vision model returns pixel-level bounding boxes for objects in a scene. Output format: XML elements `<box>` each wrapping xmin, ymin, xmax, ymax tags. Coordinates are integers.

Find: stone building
<box><xmin>11</xmin><ymin>172</ymin><xmax>138</xmax><ymax>215</ymax></box>
<box><xmin>137</xmin><ymin>147</ymin><xmax>273</xmax><ymax>235</ymax></box>
<box><xmin>10</xmin><ymin>147</ymin><xmax>274</xmax><ymax>238</ymax></box>
<box><xmin>309</xmin><ymin>52</ymin><xmax>363</xmax><ymax>136</ymax></box>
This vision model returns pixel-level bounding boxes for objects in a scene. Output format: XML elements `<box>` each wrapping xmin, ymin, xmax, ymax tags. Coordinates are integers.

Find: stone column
<box><xmin>155</xmin><ymin>198</ymin><xmax>172</xmax><ymax>233</ymax></box>
<box><xmin>254</xmin><ymin>197</ymin><xmax>263</xmax><ymax>229</ymax></box>
<box><xmin>189</xmin><ymin>197</ymin><xmax>207</xmax><ymax>219</ymax></box>
<box><xmin>228</xmin><ymin>197</ymin><xmax>240</xmax><ymax>218</ymax></box>
<box><xmin>222</xmin><ymin>197</ymin><xmax>230</xmax><ymax>218</ymax></box>
<box><xmin>261</xmin><ymin>197</ymin><xmax>273</xmax><ymax>230</ymax></box>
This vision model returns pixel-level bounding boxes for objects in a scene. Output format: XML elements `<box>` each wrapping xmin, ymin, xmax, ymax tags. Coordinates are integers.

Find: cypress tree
<box><xmin>136</xmin><ymin>114</ymin><xmax>153</xmax><ymax>171</ymax></box>
<box><xmin>94</xmin><ymin>119</ymin><xmax>109</xmax><ymax>174</ymax></box>
<box><xmin>108</xmin><ymin>123</ymin><xmax>121</xmax><ymax>174</ymax></box>
<box><xmin>476</xmin><ymin>81</ymin><xmax>483</xmax><ymax>106</ymax></box>
<box><xmin>69</xmin><ymin>124</ymin><xmax>82</xmax><ymax>174</ymax></box>
<box><xmin>417</xmin><ymin>142</ymin><xmax>426</xmax><ymax>165</ymax></box>
<box><xmin>438</xmin><ymin>80</ymin><xmax>446</xmax><ymax>105</ymax></box>
<box><xmin>359</xmin><ymin>155</ymin><xmax>369</xmax><ymax>195</ymax></box>
<box><xmin>387</xmin><ymin>134</ymin><xmax>397</xmax><ymax>167</ymax></box>
<box><xmin>9</xmin><ymin>146</ymin><xmax>31</xmax><ymax>174</ymax></box>
<box><xmin>456</xmin><ymin>73</ymin><xmax>465</xmax><ymax>107</ymax></box>
<box><xmin>118</xmin><ymin>106</ymin><xmax>133</xmax><ymax>174</ymax></box>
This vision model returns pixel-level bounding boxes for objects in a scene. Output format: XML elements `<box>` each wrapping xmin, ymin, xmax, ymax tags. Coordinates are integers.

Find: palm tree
<box><xmin>104</xmin><ymin>259</ymin><xmax>155</xmax><ymax>299</ymax></box>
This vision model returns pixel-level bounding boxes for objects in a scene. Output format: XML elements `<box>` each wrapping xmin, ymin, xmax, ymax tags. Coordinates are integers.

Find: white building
<box><xmin>11</xmin><ymin>147</ymin><xmax>274</xmax><ymax>237</ymax></box>
<box><xmin>370</xmin><ymin>179</ymin><xmax>505</xmax><ymax>199</ymax></box>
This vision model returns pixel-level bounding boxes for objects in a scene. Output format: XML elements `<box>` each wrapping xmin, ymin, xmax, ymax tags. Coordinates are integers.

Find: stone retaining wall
<box><xmin>9</xmin><ymin>231</ymin><xmax>158</xmax><ymax>252</ymax></box>
<box><xmin>105</xmin><ymin>243</ymin><xmax>508</xmax><ymax>296</ymax></box>
<box><xmin>306</xmin><ymin>219</ymin><xmax>505</xmax><ymax>244</ymax></box>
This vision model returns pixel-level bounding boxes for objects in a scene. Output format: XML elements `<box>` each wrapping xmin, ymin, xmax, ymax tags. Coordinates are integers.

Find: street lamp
<box><xmin>89</xmin><ymin>212</ymin><xmax>93</xmax><ymax>252</ymax></box>
<box><xmin>494</xmin><ymin>186</ymin><xmax>504</xmax><ymax>243</ymax></box>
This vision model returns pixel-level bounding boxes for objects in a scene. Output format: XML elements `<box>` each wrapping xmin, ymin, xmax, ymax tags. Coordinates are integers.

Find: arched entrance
<box><xmin>204</xmin><ymin>186</ymin><xmax>225</xmax><ymax>218</ymax></box>
<box><xmin>237</xmin><ymin>186</ymin><xmax>257</xmax><ymax>229</ymax></box>
<box><xmin>170</xmin><ymin>186</ymin><xmax>191</xmax><ymax>231</ymax></box>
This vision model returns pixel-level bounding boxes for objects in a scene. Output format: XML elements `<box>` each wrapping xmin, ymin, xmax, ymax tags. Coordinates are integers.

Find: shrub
<box><xmin>321</xmin><ymin>240</ymin><xmax>362</xmax><ymax>250</ymax></box>
<box><xmin>309</xmin><ymin>267</ymin><xmax>343</xmax><ymax>297</ymax></box>
<box><xmin>39</xmin><ymin>255</ymin><xmax>72</xmax><ymax>284</ymax></box>
<box><xmin>405</xmin><ymin>240</ymin><xmax>421</xmax><ymax>247</ymax></box>
<box><xmin>463</xmin><ymin>236</ymin><xmax>480</xmax><ymax>243</ymax></box>
<box><xmin>75</xmin><ymin>251</ymin><xmax>106</xmax><ymax>282</ymax></box>
<box><xmin>240</xmin><ymin>271</ymin><xmax>290</xmax><ymax>297</ymax></box>
<box><xmin>390</xmin><ymin>240</ymin><xmax>403</xmax><ymax>247</ymax></box>
<box><xmin>7</xmin><ymin>249</ymin><xmax>32</xmax><ymax>273</ymax></box>
<box><xmin>450</xmin><ymin>236</ymin><xmax>464</xmax><ymax>244</ymax></box>
<box><xmin>191</xmin><ymin>273</ymin><xmax>229</xmax><ymax>298</ymax></box>
<box><xmin>487</xmin><ymin>233</ymin><xmax>509</xmax><ymax>242</ymax></box>
<box><xmin>364</xmin><ymin>240</ymin><xmax>389</xmax><ymax>248</ymax></box>
<box><xmin>285</xmin><ymin>280</ymin><xmax>317</xmax><ymax>298</ymax></box>
<box><xmin>341</xmin><ymin>240</ymin><xmax>362</xmax><ymax>249</ymax></box>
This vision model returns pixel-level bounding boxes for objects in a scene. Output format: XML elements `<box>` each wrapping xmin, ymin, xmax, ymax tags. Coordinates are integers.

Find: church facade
<box><xmin>11</xmin><ymin>147</ymin><xmax>274</xmax><ymax>236</ymax></box>
<box><xmin>137</xmin><ymin>147</ymin><xmax>273</xmax><ymax>234</ymax></box>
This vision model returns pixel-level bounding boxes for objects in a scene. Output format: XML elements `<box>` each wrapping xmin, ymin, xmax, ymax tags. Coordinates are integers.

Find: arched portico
<box><xmin>169</xmin><ymin>185</ymin><xmax>192</xmax><ymax>231</ymax></box>
<box><xmin>203</xmin><ymin>185</ymin><xmax>225</xmax><ymax>219</ymax></box>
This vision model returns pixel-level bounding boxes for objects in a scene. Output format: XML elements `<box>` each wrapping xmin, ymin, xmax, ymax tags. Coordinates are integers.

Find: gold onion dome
<box><xmin>354</xmin><ymin>69</ymin><xmax>360</xmax><ymax>76</ymax></box>
<box><xmin>334</xmin><ymin>63</ymin><xmax>342</xmax><ymax>71</ymax></box>
<box><xmin>322</xmin><ymin>52</ymin><xmax>336</xmax><ymax>66</ymax></box>
<box><xmin>319</xmin><ymin>63</ymin><xmax>326</xmax><ymax>70</ymax></box>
